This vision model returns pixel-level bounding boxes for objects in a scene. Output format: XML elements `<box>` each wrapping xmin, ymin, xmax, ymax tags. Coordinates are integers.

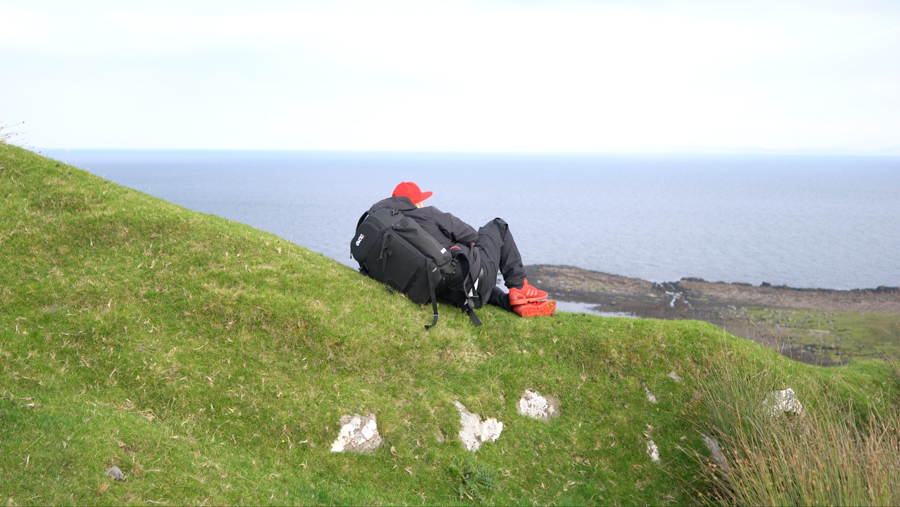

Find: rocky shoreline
<box><xmin>528</xmin><ymin>264</ymin><xmax>900</xmax><ymax>366</ymax></box>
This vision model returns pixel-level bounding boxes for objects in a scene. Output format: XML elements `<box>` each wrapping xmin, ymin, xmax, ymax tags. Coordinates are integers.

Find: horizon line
<box><xmin>34</xmin><ymin>145</ymin><xmax>900</xmax><ymax>157</ymax></box>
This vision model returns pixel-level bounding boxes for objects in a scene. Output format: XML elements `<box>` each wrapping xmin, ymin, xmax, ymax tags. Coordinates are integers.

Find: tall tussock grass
<box><xmin>697</xmin><ymin>350</ymin><xmax>900</xmax><ymax>506</ymax></box>
<box><xmin>0</xmin><ymin>121</ymin><xmax>23</xmax><ymax>145</ymax></box>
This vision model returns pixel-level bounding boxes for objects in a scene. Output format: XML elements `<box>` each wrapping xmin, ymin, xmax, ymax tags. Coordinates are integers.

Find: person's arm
<box><xmin>438</xmin><ymin>210</ymin><xmax>478</xmax><ymax>245</ymax></box>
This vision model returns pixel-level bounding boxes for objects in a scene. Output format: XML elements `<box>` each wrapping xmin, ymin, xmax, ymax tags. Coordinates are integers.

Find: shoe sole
<box><xmin>509</xmin><ymin>291</ymin><xmax>550</xmax><ymax>306</ymax></box>
<box><xmin>517</xmin><ymin>301</ymin><xmax>556</xmax><ymax>317</ymax></box>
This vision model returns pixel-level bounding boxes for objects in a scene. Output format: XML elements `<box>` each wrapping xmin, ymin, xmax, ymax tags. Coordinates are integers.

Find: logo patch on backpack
<box><xmin>355</xmin><ymin>233</ymin><xmax>365</xmax><ymax>246</ymax></box>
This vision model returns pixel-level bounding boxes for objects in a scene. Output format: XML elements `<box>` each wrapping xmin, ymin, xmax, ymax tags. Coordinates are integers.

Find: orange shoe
<box><xmin>508</xmin><ymin>278</ymin><xmax>548</xmax><ymax>306</ymax></box>
<box><xmin>513</xmin><ymin>300</ymin><xmax>556</xmax><ymax>318</ymax></box>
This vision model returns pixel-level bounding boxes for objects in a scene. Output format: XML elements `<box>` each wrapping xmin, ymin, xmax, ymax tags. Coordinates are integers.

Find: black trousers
<box><xmin>476</xmin><ymin>218</ymin><xmax>527</xmax><ymax>312</ymax></box>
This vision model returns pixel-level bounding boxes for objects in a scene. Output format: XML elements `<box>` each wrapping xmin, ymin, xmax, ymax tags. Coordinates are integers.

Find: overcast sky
<box><xmin>2</xmin><ymin>0</ymin><xmax>899</xmax><ymax>152</ymax></box>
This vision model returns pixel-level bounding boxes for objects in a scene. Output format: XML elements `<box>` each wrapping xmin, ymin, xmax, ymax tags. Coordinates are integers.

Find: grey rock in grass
<box><xmin>643</xmin><ymin>382</ymin><xmax>658</xmax><ymax>404</ymax></box>
<box><xmin>105</xmin><ymin>466</ymin><xmax>126</xmax><ymax>481</ymax></box>
<box><xmin>667</xmin><ymin>371</ymin><xmax>683</xmax><ymax>383</ymax></box>
<box><xmin>454</xmin><ymin>401</ymin><xmax>503</xmax><ymax>452</ymax></box>
<box><xmin>701</xmin><ymin>433</ymin><xmax>730</xmax><ymax>476</ymax></box>
<box><xmin>517</xmin><ymin>390</ymin><xmax>561</xmax><ymax>422</ymax></box>
<box><xmin>330</xmin><ymin>413</ymin><xmax>383</xmax><ymax>454</ymax></box>
<box><xmin>763</xmin><ymin>387</ymin><xmax>804</xmax><ymax>417</ymax></box>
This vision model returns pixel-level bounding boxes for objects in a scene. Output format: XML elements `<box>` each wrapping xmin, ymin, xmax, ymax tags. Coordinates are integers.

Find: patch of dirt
<box><xmin>528</xmin><ymin>264</ymin><xmax>900</xmax><ymax>366</ymax></box>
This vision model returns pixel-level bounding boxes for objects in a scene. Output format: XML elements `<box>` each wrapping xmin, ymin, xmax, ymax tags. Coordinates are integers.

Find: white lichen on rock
<box><xmin>646</xmin><ymin>439</ymin><xmax>660</xmax><ymax>462</ymax></box>
<box><xmin>330</xmin><ymin>413</ymin><xmax>383</xmax><ymax>454</ymax></box>
<box><xmin>454</xmin><ymin>401</ymin><xmax>503</xmax><ymax>451</ymax></box>
<box><xmin>517</xmin><ymin>389</ymin><xmax>561</xmax><ymax>422</ymax></box>
<box><xmin>763</xmin><ymin>387</ymin><xmax>803</xmax><ymax>417</ymax></box>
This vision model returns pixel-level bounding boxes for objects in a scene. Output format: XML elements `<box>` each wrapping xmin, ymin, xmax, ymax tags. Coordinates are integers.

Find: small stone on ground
<box><xmin>106</xmin><ymin>466</ymin><xmax>125</xmax><ymax>481</ymax></box>
<box><xmin>330</xmin><ymin>413</ymin><xmax>383</xmax><ymax>454</ymax></box>
<box><xmin>701</xmin><ymin>433</ymin><xmax>729</xmax><ymax>475</ymax></box>
<box><xmin>646</xmin><ymin>439</ymin><xmax>660</xmax><ymax>462</ymax></box>
<box><xmin>764</xmin><ymin>387</ymin><xmax>803</xmax><ymax>417</ymax></box>
<box><xmin>454</xmin><ymin>401</ymin><xmax>503</xmax><ymax>451</ymax></box>
<box><xmin>643</xmin><ymin>383</ymin><xmax>658</xmax><ymax>404</ymax></box>
<box><xmin>517</xmin><ymin>390</ymin><xmax>561</xmax><ymax>422</ymax></box>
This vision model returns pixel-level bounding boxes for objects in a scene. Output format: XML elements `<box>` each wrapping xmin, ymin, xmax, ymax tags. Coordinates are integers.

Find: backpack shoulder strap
<box><xmin>425</xmin><ymin>270</ymin><xmax>440</xmax><ymax>330</ymax></box>
<box><xmin>356</xmin><ymin>210</ymin><xmax>369</xmax><ymax>230</ymax></box>
<box><xmin>464</xmin><ymin>299</ymin><xmax>482</xmax><ymax>327</ymax></box>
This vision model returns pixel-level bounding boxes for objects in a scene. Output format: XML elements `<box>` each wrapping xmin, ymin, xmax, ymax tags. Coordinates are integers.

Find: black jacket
<box><xmin>369</xmin><ymin>196</ymin><xmax>484</xmax><ymax>298</ymax></box>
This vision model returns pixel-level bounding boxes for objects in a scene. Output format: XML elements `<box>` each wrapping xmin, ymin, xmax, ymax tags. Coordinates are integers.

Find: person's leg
<box><xmin>486</xmin><ymin>286</ymin><xmax>512</xmax><ymax>312</ymax></box>
<box><xmin>476</xmin><ymin>218</ymin><xmax>526</xmax><ymax>289</ymax></box>
<box><xmin>477</xmin><ymin>218</ymin><xmax>547</xmax><ymax>308</ymax></box>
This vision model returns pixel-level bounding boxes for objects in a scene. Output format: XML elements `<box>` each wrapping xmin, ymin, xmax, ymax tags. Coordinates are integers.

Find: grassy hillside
<box><xmin>1</xmin><ymin>144</ymin><xmax>896</xmax><ymax>505</ymax></box>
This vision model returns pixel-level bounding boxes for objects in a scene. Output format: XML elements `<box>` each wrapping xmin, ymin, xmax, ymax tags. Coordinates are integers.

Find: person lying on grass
<box><xmin>372</xmin><ymin>181</ymin><xmax>556</xmax><ymax>318</ymax></box>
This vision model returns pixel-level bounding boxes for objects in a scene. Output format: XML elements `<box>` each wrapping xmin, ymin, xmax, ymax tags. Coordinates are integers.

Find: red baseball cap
<box><xmin>392</xmin><ymin>181</ymin><xmax>433</xmax><ymax>204</ymax></box>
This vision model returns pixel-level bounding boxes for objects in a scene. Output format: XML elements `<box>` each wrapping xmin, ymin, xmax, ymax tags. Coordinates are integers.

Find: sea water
<box><xmin>44</xmin><ymin>149</ymin><xmax>900</xmax><ymax>290</ymax></box>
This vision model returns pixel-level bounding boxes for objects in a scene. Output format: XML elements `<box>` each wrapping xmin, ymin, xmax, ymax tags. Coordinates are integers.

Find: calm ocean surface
<box><xmin>45</xmin><ymin>149</ymin><xmax>900</xmax><ymax>291</ymax></box>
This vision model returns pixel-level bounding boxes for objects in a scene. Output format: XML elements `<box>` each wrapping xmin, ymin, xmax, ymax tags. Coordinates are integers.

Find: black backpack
<box><xmin>351</xmin><ymin>206</ymin><xmax>457</xmax><ymax>329</ymax></box>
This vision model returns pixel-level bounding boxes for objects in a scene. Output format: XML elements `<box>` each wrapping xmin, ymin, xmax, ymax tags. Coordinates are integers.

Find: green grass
<box><xmin>698</xmin><ymin>349</ymin><xmax>900</xmax><ymax>506</ymax></box>
<box><xmin>1</xmin><ymin>144</ymin><xmax>897</xmax><ymax>505</ymax></box>
<box><xmin>744</xmin><ymin>307</ymin><xmax>900</xmax><ymax>363</ymax></box>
